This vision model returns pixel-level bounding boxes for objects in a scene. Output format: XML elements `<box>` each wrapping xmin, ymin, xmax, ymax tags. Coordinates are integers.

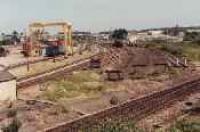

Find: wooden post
<box><xmin>53</xmin><ymin>56</ymin><xmax>56</xmax><ymax>63</ymax></box>
<box><xmin>176</xmin><ymin>58</ymin><xmax>179</xmax><ymax>66</ymax></box>
<box><xmin>67</xmin><ymin>25</ymin><xmax>73</xmax><ymax>56</ymax></box>
<box><xmin>69</xmin><ymin>25</ymin><xmax>73</xmax><ymax>56</ymax></box>
<box><xmin>27</xmin><ymin>57</ymin><xmax>30</xmax><ymax>71</ymax></box>
<box><xmin>184</xmin><ymin>57</ymin><xmax>188</xmax><ymax>66</ymax></box>
<box><xmin>118</xmin><ymin>72</ymin><xmax>121</xmax><ymax>80</ymax></box>
<box><xmin>107</xmin><ymin>72</ymin><xmax>110</xmax><ymax>80</ymax></box>
<box><xmin>63</xmin><ymin>25</ymin><xmax>67</xmax><ymax>57</ymax></box>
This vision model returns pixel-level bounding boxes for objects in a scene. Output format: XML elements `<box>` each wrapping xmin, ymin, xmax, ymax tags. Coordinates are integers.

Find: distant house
<box><xmin>3</xmin><ymin>35</ymin><xmax>13</xmax><ymax>41</ymax></box>
<box><xmin>73</xmin><ymin>31</ymin><xmax>91</xmax><ymax>37</ymax></box>
<box><xmin>186</xmin><ymin>29</ymin><xmax>200</xmax><ymax>33</ymax></box>
<box><xmin>99</xmin><ymin>31</ymin><xmax>112</xmax><ymax>40</ymax></box>
<box><xmin>0</xmin><ymin>34</ymin><xmax>20</xmax><ymax>45</ymax></box>
<box><xmin>148</xmin><ymin>30</ymin><xmax>163</xmax><ymax>36</ymax></box>
<box><xmin>128</xmin><ymin>31</ymin><xmax>138</xmax><ymax>44</ymax></box>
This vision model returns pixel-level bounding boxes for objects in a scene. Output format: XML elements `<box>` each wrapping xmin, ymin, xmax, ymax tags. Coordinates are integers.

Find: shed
<box><xmin>0</xmin><ymin>71</ymin><xmax>16</xmax><ymax>101</ymax></box>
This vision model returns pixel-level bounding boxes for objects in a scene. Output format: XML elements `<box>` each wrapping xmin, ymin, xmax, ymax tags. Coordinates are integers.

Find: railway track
<box><xmin>15</xmin><ymin>49</ymin><xmax>200</xmax><ymax>131</ymax></box>
<box><xmin>44</xmin><ymin>75</ymin><xmax>200</xmax><ymax>132</ymax></box>
<box><xmin>17</xmin><ymin>54</ymin><xmax>100</xmax><ymax>88</ymax></box>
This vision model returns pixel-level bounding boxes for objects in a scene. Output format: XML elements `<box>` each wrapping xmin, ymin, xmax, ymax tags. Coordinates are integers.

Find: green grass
<box><xmin>67</xmin><ymin>71</ymin><xmax>100</xmax><ymax>83</ymax></box>
<box><xmin>182</xmin><ymin>45</ymin><xmax>200</xmax><ymax>61</ymax></box>
<box><xmin>80</xmin><ymin>120</ymin><xmax>143</xmax><ymax>132</ymax></box>
<box><xmin>168</xmin><ymin>67</ymin><xmax>183</xmax><ymax>77</ymax></box>
<box><xmin>42</xmin><ymin>70</ymin><xmax>107</xmax><ymax>101</ymax></box>
<box><xmin>169</xmin><ymin>119</ymin><xmax>200</xmax><ymax>132</ymax></box>
<box><xmin>145</xmin><ymin>42</ymin><xmax>200</xmax><ymax>62</ymax></box>
<box><xmin>2</xmin><ymin>118</ymin><xmax>22</xmax><ymax>132</ymax></box>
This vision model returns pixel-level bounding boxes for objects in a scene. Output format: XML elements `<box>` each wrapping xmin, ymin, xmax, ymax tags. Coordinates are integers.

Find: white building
<box><xmin>187</xmin><ymin>29</ymin><xmax>200</xmax><ymax>33</ymax></box>
<box><xmin>0</xmin><ymin>71</ymin><xmax>16</xmax><ymax>101</ymax></box>
<box><xmin>149</xmin><ymin>30</ymin><xmax>163</xmax><ymax>35</ymax></box>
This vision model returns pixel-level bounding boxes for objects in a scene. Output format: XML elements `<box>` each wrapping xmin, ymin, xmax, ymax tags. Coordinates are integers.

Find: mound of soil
<box><xmin>101</xmin><ymin>47</ymin><xmax>168</xmax><ymax>73</ymax></box>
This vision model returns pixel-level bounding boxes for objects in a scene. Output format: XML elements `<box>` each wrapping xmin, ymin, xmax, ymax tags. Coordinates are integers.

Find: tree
<box><xmin>111</xmin><ymin>29</ymin><xmax>128</xmax><ymax>40</ymax></box>
<box><xmin>184</xmin><ymin>31</ymin><xmax>200</xmax><ymax>42</ymax></box>
<box><xmin>12</xmin><ymin>30</ymin><xmax>20</xmax><ymax>44</ymax></box>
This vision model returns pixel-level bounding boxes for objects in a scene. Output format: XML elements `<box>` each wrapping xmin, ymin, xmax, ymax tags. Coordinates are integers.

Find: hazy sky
<box><xmin>0</xmin><ymin>0</ymin><xmax>200</xmax><ymax>32</ymax></box>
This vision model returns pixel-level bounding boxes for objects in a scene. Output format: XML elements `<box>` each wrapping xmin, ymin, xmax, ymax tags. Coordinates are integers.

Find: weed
<box><xmin>2</xmin><ymin>118</ymin><xmax>22</xmax><ymax>132</ymax></box>
<box><xmin>168</xmin><ymin>67</ymin><xmax>182</xmax><ymax>77</ymax></box>
<box><xmin>145</xmin><ymin>42</ymin><xmax>200</xmax><ymax>62</ymax></box>
<box><xmin>7</xmin><ymin>109</ymin><xmax>17</xmax><ymax>118</ymax></box>
<box><xmin>81</xmin><ymin>120</ymin><xmax>143</xmax><ymax>132</ymax></box>
<box><xmin>110</xmin><ymin>96</ymin><xmax>119</xmax><ymax>105</ymax></box>
<box><xmin>42</xmin><ymin>70</ymin><xmax>108</xmax><ymax>101</ymax></box>
<box><xmin>169</xmin><ymin>119</ymin><xmax>200</xmax><ymax>132</ymax></box>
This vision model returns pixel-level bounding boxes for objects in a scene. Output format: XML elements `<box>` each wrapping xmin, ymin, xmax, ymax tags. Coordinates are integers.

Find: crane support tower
<box><xmin>23</xmin><ymin>21</ymin><xmax>73</xmax><ymax>57</ymax></box>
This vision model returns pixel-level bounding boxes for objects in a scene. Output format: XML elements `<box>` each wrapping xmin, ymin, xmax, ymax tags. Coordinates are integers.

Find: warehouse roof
<box><xmin>0</xmin><ymin>71</ymin><xmax>16</xmax><ymax>82</ymax></box>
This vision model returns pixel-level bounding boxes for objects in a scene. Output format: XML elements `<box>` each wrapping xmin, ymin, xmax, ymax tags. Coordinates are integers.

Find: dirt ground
<box><xmin>0</xmin><ymin>67</ymin><xmax>198</xmax><ymax>131</ymax></box>
<box><xmin>0</xmin><ymin>45</ymin><xmax>44</xmax><ymax>67</ymax></box>
<box><xmin>136</xmin><ymin>93</ymin><xmax>200</xmax><ymax>132</ymax></box>
<box><xmin>18</xmin><ymin>69</ymin><xmax>169</xmax><ymax>113</ymax></box>
<box><xmin>12</xmin><ymin>67</ymin><xmax>187</xmax><ymax>131</ymax></box>
<box><xmin>0</xmin><ymin>100</ymin><xmax>80</xmax><ymax>132</ymax></box>
<box><xmin>0</xmin><ymin>45</ymin><xmax>97</xmax><ymax>78</ymax></box>
<box><xmin>1</xmin><ymin>46</ymin><xmax>200</xmax><ymax>131</ymax></box>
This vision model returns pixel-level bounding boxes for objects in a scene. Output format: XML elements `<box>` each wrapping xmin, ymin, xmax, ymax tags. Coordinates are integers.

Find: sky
<box><xmin>0</xmin><ymin>0</ymin><xmax>200</xmax><ymax>33</ymax></box>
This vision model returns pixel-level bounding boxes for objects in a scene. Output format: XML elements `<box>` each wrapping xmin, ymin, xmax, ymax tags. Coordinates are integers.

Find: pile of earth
<box><xmin>101</xmin><ymin>47</ymin><xmax>169</xmax><ymax>74</ymax></box>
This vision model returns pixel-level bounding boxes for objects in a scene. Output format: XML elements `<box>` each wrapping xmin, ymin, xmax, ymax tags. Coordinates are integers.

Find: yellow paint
<box><xmin>28</xmin><ymin>21</ymin><xmax>73</xmax><ymax>56</ymax></box>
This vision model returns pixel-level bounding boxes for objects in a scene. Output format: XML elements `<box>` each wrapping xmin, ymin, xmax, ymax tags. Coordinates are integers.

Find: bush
<box><xmin>169</xmin><ymin>119</ymin><xmax>200</xmax><ymax>132</ymax></box>
<box><xmin>110</xmin><ymin>96</ymin><xmax>119</xmax><ymax>105</ymax></box>
<box><xmin>168</xmin><ymin>67</ymin><xmax>183</xmax><ymax>77</ymax></box>
<box><xmin>111</xmin><ymin>29</ymin><xmax>128</xmax><ymax>40</ymax></box>
<box><xmin>184</xmin><ymin>32</ymin><xmax>200</xmax><ymax>42</ymax></box>
<box><xmin>7</xmin><ymin>109</ymin><xmax>17</xmax><ymax>118</ymax></box>
<box><xmin>50</xmin><ymin>103</ymin><xmax>69</xmax><ymax>115</ymax></box>
<box><xmin>161</xmin><ymin>44</ymin><xmax>182</xmax><ymax>56</ymax></box>
<box><xmin>2</xmin><ymin>118</ymin><xmax>22</xmax><ymax>132</ymax></box>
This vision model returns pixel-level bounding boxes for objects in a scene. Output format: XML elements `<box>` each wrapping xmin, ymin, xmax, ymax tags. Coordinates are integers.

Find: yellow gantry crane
<box><xmin>24</xmin><ymin>21</ymin><xmax>73</xmax><ymax>57</ymax></box>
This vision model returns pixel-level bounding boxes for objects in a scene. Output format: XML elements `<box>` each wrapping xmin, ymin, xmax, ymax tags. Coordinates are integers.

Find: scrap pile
<box><xmin>101</xmin><ymin>47</ymin><xmax>131</xmax><ymax>72</ymax></box>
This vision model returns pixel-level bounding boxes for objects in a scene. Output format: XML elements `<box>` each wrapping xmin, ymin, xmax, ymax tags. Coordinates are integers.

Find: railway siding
<box><xmin>17</xmin><ymin>54</ymin><xmax>100</xmax><ymax>88</ymax></box>
<box><xmin>17</xmin><ymin>59</ymin><xmax>90</xmax><ymax>88</ymax></box>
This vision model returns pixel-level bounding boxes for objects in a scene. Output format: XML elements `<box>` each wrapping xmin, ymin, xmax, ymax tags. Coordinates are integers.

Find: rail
<box><xmin>17</xmin><ymin>54</ymin><xmax>100</xmax><ymax>88</ymax></box>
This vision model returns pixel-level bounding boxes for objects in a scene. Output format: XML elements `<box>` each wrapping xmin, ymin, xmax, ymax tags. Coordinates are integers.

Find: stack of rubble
<box><xmin>101</xmin><ymin>47</ymin><xmax>171</xmax><ymax>78</ymax></box>
<box><xmin>101</xmin><ymin>47</ymin><xmax>130</xmax><ymax>71</ymax></box>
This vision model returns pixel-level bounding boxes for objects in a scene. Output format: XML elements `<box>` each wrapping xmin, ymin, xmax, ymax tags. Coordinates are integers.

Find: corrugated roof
<box><xmin>0</xmin><ymin>71</ymin><xmax>16</xmax><ymax>82</ymax></box>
